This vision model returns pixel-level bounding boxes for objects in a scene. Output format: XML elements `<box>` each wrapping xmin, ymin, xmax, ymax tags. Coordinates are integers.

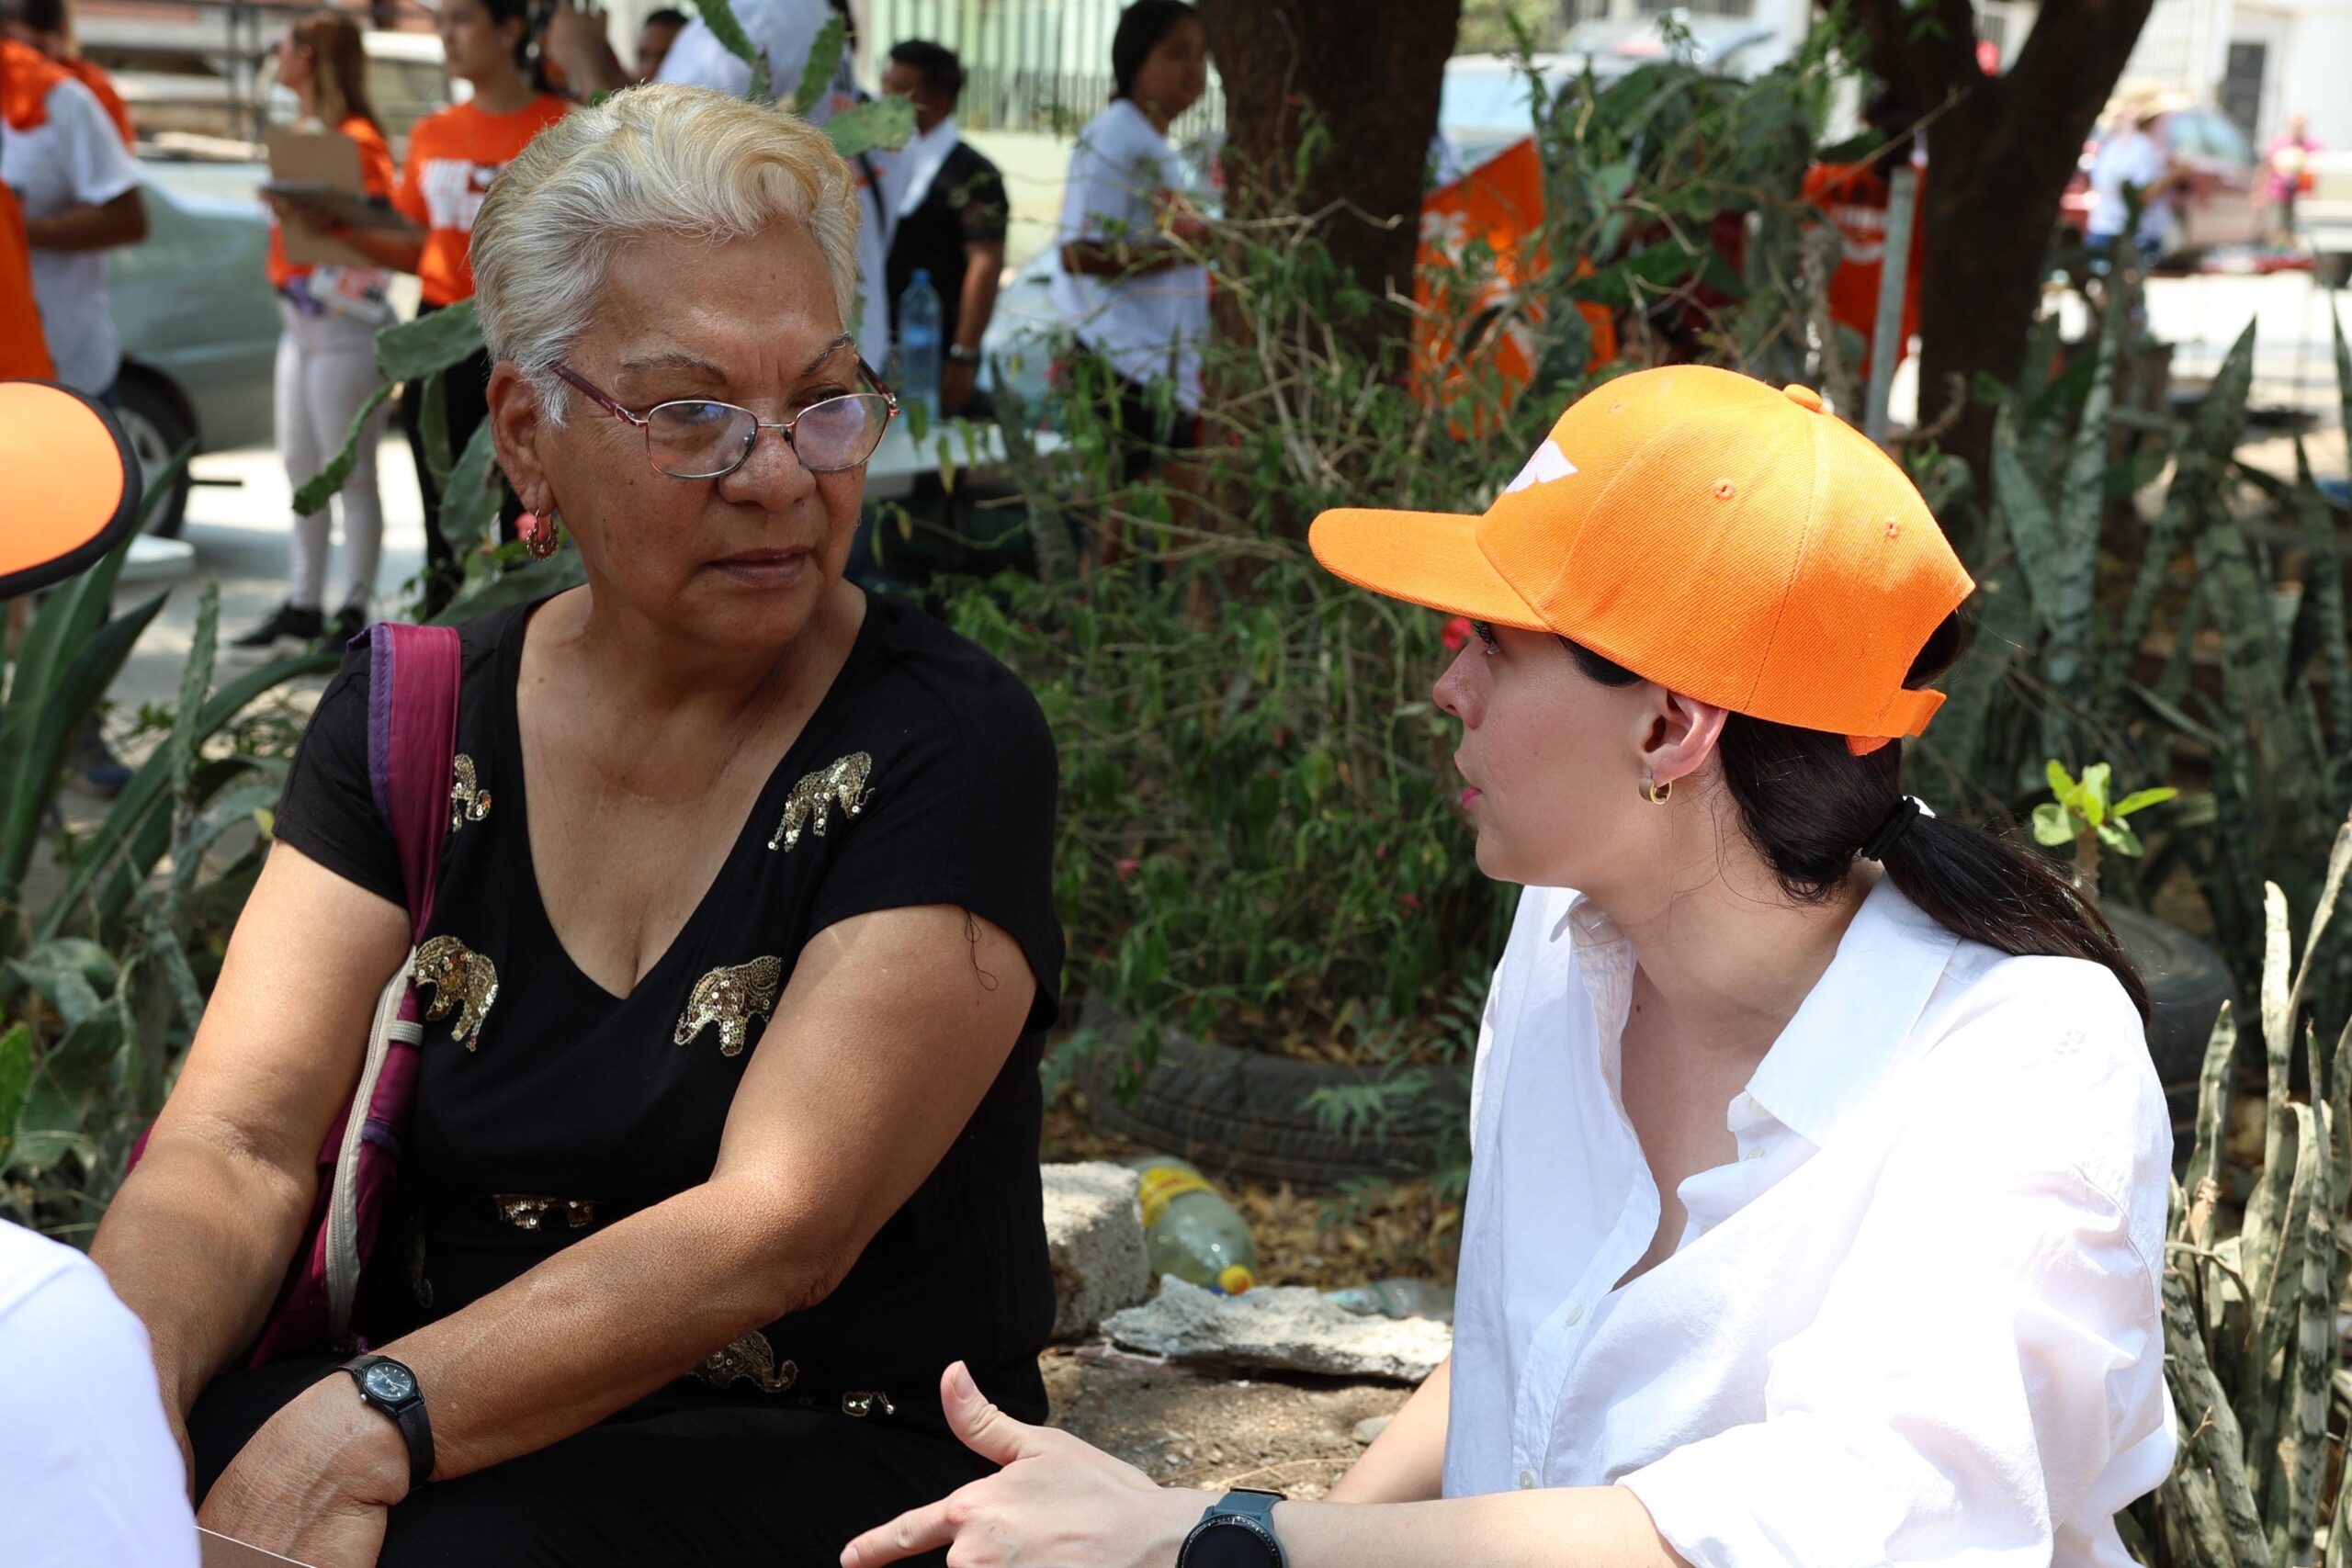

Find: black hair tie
<box><xmin>1860</xmin><ymin>795</ymin><xmax>1924</xmax><ymax>861</ymax></box>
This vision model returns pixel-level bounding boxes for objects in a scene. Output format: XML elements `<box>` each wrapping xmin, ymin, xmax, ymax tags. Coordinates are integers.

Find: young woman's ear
<box><xmin>1635</xmin><ymin>685</ymin><xmax>1730</xmax><ymax>791</ymax></box>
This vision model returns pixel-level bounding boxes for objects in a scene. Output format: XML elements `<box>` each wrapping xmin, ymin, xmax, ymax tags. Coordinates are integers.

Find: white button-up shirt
<box><xmin>1443</xmin><ymin>877</ymin><xmax>2176</xmax><ymax>1565</ymax></box>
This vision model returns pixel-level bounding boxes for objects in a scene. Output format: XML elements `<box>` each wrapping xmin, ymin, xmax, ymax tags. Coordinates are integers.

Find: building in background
<box><xmin>2118</xmin><ymin>0</ymin><xmax>2352</xmax><ymax>150</ymax></box>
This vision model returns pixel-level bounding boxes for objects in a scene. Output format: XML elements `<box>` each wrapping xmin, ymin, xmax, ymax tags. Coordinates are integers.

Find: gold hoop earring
<box><xmin>522</xmin><ymin>506</ymin><xmax>562</xmax><ymax>561</ymax></box>
<box><xmin>1640</xmin><ymin>776</ymin><xmax>1672</xmax><ymax>807</ymax></box>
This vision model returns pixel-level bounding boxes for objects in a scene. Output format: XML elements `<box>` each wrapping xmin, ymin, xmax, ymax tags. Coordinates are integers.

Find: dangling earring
<box><xmin>1640</xmin><ymin>776</ymin><xmax>1672</xmax><ymax>806</ymax></box>
<box><xmin>520</xmin><ymin>506</ymin><xmax>562</xmax><ymax>561</ymax></box>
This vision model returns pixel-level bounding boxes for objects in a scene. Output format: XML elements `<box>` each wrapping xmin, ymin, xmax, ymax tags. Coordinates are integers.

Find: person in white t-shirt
<box><xmin>1050</xmin><ymin>0</ymin><xmax>1209</xmax><ymax>481</ymax></box>
<box><xmin>0</xmin><ymin>1220</ymin><xmax>200</xmax><ymax>1567</ymax></box>
<box><xmin>2087</xmin><ymin>99</ymin><xmax>2179</xmax><ymax>264</ymax></box>
<box><xmin>0</xmin><ymin>40</ymin><xmax>144</xmax><ymax>398</ymax></box>
<box><xmin>843</xmin><ymin>367</ymin><xmax>2176</xmax><ymax>1568</ymax></box>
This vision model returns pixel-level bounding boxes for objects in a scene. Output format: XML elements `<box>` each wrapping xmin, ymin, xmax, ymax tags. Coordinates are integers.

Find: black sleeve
<box><xmin>805</xmin><ymin>660</ymin><xmax>1063</xmax><ymax>1032</ymax></box>
<box><xmin>953</xmin><ymin>152</ymin><xmax>1010</xmax><ymax>250</ymax></box>
<box><xmin>272</xmin><ymin>641</ymin><xmax>405</xmax><ymax>908</ymax></box>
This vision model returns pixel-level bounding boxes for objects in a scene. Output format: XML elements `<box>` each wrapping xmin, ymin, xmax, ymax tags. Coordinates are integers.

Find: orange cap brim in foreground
<box><xmin>1</xmin><ymin>379</ymin><xmax>141</xmax><ymax>598</ymax></box>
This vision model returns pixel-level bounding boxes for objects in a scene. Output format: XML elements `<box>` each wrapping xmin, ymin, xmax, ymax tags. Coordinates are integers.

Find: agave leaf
<box><xmin>822</xmin><ymin>95</ymin><xmax>915</xmax><ymax>162</ymax></box>
<box><xmin>290</xmin><ymin>383</ymin><xmax>393</xmax><ymax>517</ymax></box>
<box><xmin>791</xmin><ymin>13</ymin><xmax>842</xmax><ymax>116</ymax></box>
<box><xmin>438</xmin><ymin>418</ymin><xmax>503</xmax><ymax>557</ymax></box>
<box><xmin>375</xmin><ymin>299</ymin><xmax>484</xmax><ymax>382</ymax></box>
<box><xmin>694</xmin><ymin>0</ymin><xmax>769</xmax><ymax>100</ymax></box>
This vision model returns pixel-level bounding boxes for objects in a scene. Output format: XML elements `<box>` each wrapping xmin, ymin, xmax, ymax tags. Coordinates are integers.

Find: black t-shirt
<box><xmin>886</xmin><ymin>138</ymin><xmax>1010</xmax><ymax>347</ymax></box>
<box><xmin>272</xmin><ymin>592</ymin><xmax>1062</xmax><ymax>1416</ymax></box>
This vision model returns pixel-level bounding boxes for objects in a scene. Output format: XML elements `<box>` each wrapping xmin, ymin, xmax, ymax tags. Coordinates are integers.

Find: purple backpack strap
<box><xmin>246</xmin><ymin>622</ymin><xmax>461</xmax><ymax>1364</ymax></box>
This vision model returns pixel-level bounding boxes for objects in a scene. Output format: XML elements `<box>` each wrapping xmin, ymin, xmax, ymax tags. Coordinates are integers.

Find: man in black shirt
<box><xmin>880</xmin><ymin>39</ymin><xmax>1007</xmax><ymax>418</ymax></box>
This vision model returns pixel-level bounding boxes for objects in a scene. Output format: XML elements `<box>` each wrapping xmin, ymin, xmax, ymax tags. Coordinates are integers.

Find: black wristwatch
<box><xmin>1178</xmin><ymin>1487</ymin><xmax>1286</xmax><ymax>1568</ymax></box>
<box><xmin>338</xmin><ymin>1353</ymin><xmax>434</xmax><ymax>1492</ymax></box>
<box><xmin>944</xmin><ymin>343</ymin><xmax>981</xmax><ymax>366</ymax></box>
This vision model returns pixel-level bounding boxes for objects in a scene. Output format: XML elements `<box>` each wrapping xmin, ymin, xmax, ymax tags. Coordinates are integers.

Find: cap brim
<box><xmin>0</xmin><ymin>380</ymin><xmax>142</xmax><ymax>598</ymax></box>
<box><xmin>1309</xmin><ymin>507</ymin><xmax>1549</xmax><ymax>631</ymax></box>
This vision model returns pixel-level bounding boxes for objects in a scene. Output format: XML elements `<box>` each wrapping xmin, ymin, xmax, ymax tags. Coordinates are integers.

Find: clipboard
<box><xmin>264</xmin><ymin>127</ymin><xmax>403</xmax><ymax>269</ymax></box>
<box><xmin>198</xmin><ymin>1528</ymin><xmax>320</xmax><ymax>1567</ymax></box>
<box><xmin>259</xmin><ymin>181</ymin><xmax>410</xmax><ymax>231</ymax></box>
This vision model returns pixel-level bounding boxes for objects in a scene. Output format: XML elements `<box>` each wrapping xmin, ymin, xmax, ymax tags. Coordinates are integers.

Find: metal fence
<box><xmin>864</xmin><ymin>0</ymin><xmax>1224</xmax><ymax>139</ymax></box>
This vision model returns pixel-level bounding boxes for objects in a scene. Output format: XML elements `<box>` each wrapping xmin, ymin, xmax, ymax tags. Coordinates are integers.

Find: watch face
<box><xmin>363</xmin><ymin>1362</ymin><xmax>415</xmax><ymax>1403</ymax></box>
<box><xmin>1189</xmin><ymin>1519</ymin><xmax>1279</xmax><ymax>1568</ymax></box>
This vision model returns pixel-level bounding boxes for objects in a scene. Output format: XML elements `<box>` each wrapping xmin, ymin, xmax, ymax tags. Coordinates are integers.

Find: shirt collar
<box><xmin>910</xmin><ymin>114</ymin><xmax>958</xmax><ymax>157</ymax></box>
<box><xmin>1741</xmin><ymin>875</ymin><xmax>1958</xmax><ymax>1149</ymax></box>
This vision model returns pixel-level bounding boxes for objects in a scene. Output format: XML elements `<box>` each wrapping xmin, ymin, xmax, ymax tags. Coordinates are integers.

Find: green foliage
<box><xmin>939</xmin><ymin>45</ymin><xmax>1847</xmax><ymax>1094</ymax></box>
<box><xmin>1</xmin><ymin>540</ymin><xmax>326</xmax><ymax>1228</ymax></box>
<box><xmin>2141</xmin><ymin>822</ymin><xmax>2352</xmax><ymax>1563</ymax></box>
<box><xmin>2032</xmin><ymin>759</ymin><xmax>2175</xmax><ymax>859</ymax></box>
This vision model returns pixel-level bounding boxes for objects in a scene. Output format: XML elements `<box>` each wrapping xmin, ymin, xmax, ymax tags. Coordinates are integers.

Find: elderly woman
<box><xmin>89</xmin><ymin>85</ymin><xmax>1060</xmax><ymax>1568</ymax></box>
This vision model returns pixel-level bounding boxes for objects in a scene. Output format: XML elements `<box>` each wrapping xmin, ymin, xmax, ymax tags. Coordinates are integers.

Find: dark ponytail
<box><xmin>1563</xmin><ymin>618</ymin><xmax>2152</xmax><ymax>1021</ymax></box>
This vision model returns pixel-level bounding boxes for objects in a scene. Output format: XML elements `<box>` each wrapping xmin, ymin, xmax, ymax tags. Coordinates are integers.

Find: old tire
<box><xmin>2107</xmin><ymin>904</ymin><xmax>2236</xmax><ymax>1119</ymax></box>
<box><xmin>1076</xmin><ymin>1005</ymin><xmax>1468</xmax><ymax>1190</ymax></box>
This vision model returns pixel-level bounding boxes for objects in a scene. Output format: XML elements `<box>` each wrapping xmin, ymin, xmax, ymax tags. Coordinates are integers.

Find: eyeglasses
<box><xmin>550</xmin><ymin>359</ymin><xmax>898</xmax><ymax>480</ymax></box>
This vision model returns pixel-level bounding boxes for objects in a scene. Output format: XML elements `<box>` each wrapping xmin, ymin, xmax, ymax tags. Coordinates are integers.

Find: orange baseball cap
<box><xmin>1309</xmin><ymin>365</ymin><xmax>1974</xmax><ymax>753</ymax></box>
<box><xmin>0</xmin><ymin>379</ymin><xmax>142</xmax><ymax>597</ymax></box>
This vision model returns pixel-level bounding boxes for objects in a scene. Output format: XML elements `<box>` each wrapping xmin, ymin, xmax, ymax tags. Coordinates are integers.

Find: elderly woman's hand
<box><xmin>840</xmin><ymin>1362</ymin><xmax>1210</xmax><ymax>1568</ymax></box>
<box><xmin>196</xmin><ymin>1373</ymin><xmax>411</xmax><ymax>1568</ymax></box>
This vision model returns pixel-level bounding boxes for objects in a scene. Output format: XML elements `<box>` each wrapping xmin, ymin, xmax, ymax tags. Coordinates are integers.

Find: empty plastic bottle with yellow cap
<box><xmin>1124</xmin><ymin>1156</ymin><xmax>1258</xmax><ymax>1295</ymax></box>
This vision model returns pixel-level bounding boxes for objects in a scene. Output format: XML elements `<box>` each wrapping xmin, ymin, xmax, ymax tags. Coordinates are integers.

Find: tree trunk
<box><xmin>1197</xmin><ymin>0</ymin><xmax>1463</xmax><ymax>368</ymax></box>
<box><xmin>1849</xmin><ymin>0</ymin><xmax>2157</xmax><ymax>502</ymax></box>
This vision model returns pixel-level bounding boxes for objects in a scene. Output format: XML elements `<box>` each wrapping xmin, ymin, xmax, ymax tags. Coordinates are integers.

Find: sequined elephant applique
<box><xmin>675</xmin><ymin>955</ymin><xmax>784</xmax><ymax>1056</ymax></box>
<box><xmin>448</xmin><ymin>754</ymin><xmax>492</xmax><ymax>834</ymax></box>
<box><xmin>767</xmin><ymin>751</ymin><xmax>873</xmax><ymax>852</ymax></box>
<box><xmin>412</xmin><ymin>935</ymin><xmax>499</xmax><ymax>1051</ymax></box>
<box><xmin>693</xmin><ymin>1329</ymin><xmax>797</xmax><ymax>1393</ymax></box>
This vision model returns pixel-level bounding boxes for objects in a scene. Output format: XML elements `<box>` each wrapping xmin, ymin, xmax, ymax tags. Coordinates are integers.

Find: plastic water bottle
<box><xmin>898</xmin><ymin>268</ymin><xmax>943</xmax><ymax>425</ymax></box>
<box><xmin>1125</xmin><ymin>1156</ymin><xmax>1259</xmax><ymax>1295</ymax></box>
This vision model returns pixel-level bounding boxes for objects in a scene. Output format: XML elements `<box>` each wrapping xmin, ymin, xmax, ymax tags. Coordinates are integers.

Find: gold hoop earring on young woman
<box><xmin>1641</xmin><ymin>776</ymin><xmax>1672</xmax><ymax>806</ymax></box>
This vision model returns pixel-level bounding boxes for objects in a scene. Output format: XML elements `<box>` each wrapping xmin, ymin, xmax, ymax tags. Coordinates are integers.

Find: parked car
<box><xmin>1439</xmin><ymin>20</ymin><xmax>1782</xmax><ymax>166</ymax></box>
<box><xmin>106</xmin><ymin>157</ymin><xmax>281</xmax><ymax>536</ymax></box>
<box><xmin>2057</xmin><ymin>107</ymin><xmax>2264</xmax><ymax>266</ymax></box>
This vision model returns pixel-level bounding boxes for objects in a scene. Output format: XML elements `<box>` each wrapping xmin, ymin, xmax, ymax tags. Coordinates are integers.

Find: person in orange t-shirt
<box><xmin>1802</xmin><ymin>97</ymin><xmax>1925</xmax><ymax>379</ymax></box>
<box><xmin>326</xmin><ymin>0</ymin><xmax>568</xmax><ymax>611</ymax></box>
<box><xmin>1</xmin><ymin>0</ymin><xmax>131</xmax><ymax>146</ymax></box>
<box><xmin>233</xmin><ymin>10</ymin><xmax>403</xmax><ymax>652</ymax></box>
<box><xmin>0</xmin><ymin>176</ymin><xmax>56</xmax><ymax>380</ymax></box>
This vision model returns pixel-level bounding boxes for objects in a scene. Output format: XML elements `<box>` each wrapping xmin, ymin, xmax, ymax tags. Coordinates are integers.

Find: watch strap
<box><xmin>1179</xmin><ymin>1487</ymin><xmax>1286</xmax><ymax>1568</ymax></box>
<box><xmin>339</xmin><ymin>1353</ymin><xmax>434</xmax><ymax>1493</ymax></box>
<box><xmin>944</xmin><ymin>343</ymin><xmax>981</xmax><ymax>365</ymax></box>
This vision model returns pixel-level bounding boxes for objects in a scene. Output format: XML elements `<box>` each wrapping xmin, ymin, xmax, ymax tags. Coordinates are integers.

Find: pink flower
<box><xmin>1115</xmin><ymin>858</ymin><xmax>1142</xmax><ymax>880</ymax></box>
<box><xmin>1441</xmin><ymin>616</ymin><xmax>1474</xmax><ymax>651</ymax></box>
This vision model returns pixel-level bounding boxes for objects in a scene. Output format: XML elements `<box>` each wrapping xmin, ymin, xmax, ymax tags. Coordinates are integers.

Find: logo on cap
<box><xmin>1502</xmin><ymin>439</ymin><xmax>1577</xmax><ymax>495</ymax></box>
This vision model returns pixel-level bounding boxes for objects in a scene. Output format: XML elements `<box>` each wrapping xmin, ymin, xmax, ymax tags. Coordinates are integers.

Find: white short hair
<box><xmin>471</xmin><ymin>84</ymin><xmax>862</xmax><ymax>423</ymax></box>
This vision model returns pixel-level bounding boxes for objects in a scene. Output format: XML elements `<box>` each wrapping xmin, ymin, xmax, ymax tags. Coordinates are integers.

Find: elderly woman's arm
<box><xmin>193</xmin><ymin>899</ymin><xmax>1035</xmax><ymax>1563</ymax></box>
<box><xmin>91</xmin><ymin>846</ymin><xmax>413</xmax><ymax>1472</ymax></box>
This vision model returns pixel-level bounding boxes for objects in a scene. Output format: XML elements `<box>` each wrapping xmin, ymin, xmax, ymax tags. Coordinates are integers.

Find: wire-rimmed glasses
<box><xmin>551</xmin><ymin>359</ymin><xmax>898</xmax><ymax>480</ymax></box>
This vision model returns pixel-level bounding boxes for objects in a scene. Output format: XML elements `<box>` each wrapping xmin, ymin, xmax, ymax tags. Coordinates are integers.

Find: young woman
<box><xmin>233</xmin><ymin>10</ymin><xmax>398</xmax><ymax>651</ymax></box>
<box><xmin>314</xmin><ymin>0</ymin><xmax>568</xmax><ymax>615</ymax></box>
<box><xmin>844</xmin><ymin>367</ymin><xmax>2176</xmax><ymax>1568</ymax></box>
<box><xmin>1049</xmin><ymin>0</ymin><xmax>1210</xmax><ymax>485</ymax></box>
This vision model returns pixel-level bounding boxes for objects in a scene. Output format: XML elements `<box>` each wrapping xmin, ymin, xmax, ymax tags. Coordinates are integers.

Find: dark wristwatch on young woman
<box><xmin>338</xmin><ymin>1352</ymin><xmax>434</xmax><ymax>1492</ymax></box>
<box><xmin>1178</xmin><ymin>1487</ymin><xmax>1287</xmax><ymax>1568</ymax></box>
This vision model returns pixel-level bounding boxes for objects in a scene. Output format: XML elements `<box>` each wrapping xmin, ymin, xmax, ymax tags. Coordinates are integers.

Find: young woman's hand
<box><xmin>195</xmin><ymin>1373</ymin><xmax>408</xmax><ymax>1568</ymax></box>
<box><xmin>840</xmin><ymin>1362</ymin><xmax>1211</xmax><ymax>1568</ymax></box>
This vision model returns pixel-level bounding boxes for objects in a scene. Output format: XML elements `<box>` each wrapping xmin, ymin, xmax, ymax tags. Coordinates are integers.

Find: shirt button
<box><xmin>1564</xmin><ymin>1302</ymin><xmax>1585</xmax><ymax>1326</ymax></box>
<box><xmin>1519</xmin><ymin>1468</ymin><xmax>1540</xmax><ymax>1490</ymax></box>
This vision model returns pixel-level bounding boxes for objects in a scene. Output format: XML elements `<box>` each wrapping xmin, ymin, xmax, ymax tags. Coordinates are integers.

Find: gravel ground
<box><xmin>1043</xmin><ymin>1345</ymin><xmax>1413</xmax><ymax>1500</ymax></box>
